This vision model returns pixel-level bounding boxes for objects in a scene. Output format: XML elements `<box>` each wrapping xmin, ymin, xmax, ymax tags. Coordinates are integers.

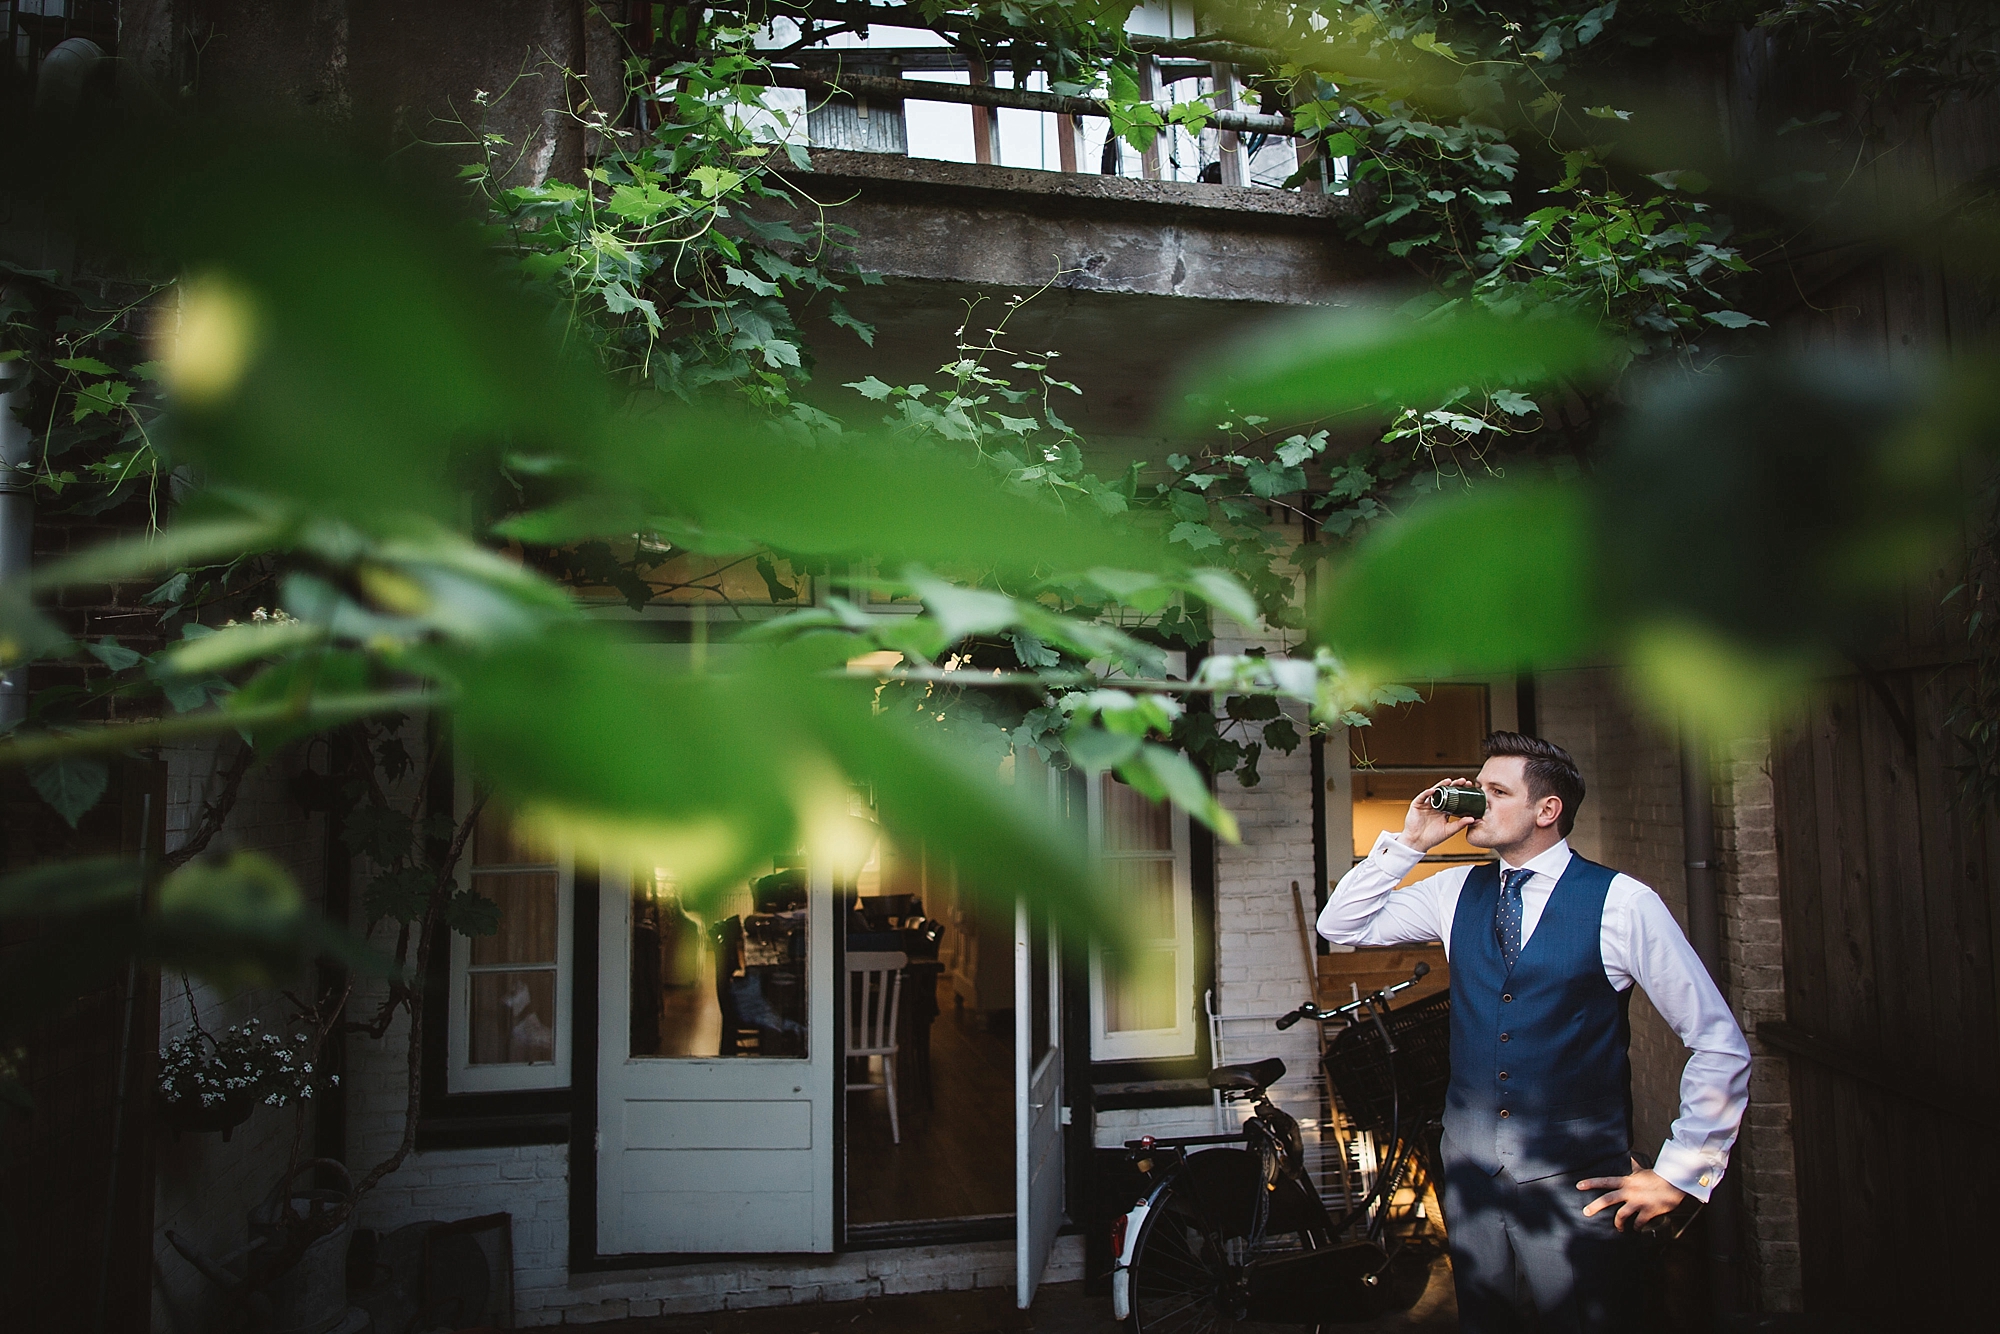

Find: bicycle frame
<box><xmin>1111</xmin><ymin>963</ymin><xmax>1439</xmax><ymax>1327</ymax></box>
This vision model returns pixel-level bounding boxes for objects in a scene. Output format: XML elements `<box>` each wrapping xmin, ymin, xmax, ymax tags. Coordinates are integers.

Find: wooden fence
<box><xmin>1769</xmin><ymin>666</ymin><xmax>2000</xmax><ymax>1325</ymax></box>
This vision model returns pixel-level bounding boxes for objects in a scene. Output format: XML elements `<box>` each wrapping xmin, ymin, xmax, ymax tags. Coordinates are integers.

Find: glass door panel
<box><xmin>598</xmin><ymin>856</ymin><xmax>834</xmax><ymax>1256</ymax></box>
<box><xmin>629</xmin><ymin>865</ymin><xmax>809</xmax><ymax>1059</ymax></box>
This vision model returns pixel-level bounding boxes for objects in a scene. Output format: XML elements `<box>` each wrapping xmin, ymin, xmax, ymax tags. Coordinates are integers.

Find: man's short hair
<box><xmin>1482</xmin><ymin>731</ymin><xmax>1585</xmax><ymax>837</ymax></box>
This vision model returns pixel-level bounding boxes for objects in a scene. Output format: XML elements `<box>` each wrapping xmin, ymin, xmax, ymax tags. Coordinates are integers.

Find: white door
<box><xmin>596</xmin><ymin>858</ymin><xmax>836</xmax><ymax>1255</ymax></box>
<box><xmin>1015</xmin><ymin>895</ymin><xmax>1064</xmax><ymax>1306</ymax></box>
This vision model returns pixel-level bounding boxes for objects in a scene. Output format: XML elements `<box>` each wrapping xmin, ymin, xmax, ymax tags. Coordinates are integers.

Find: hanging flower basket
<box><xmin>156</xmin><ymin>1013</ymin><xmax>336</xmax><ymax>1142</ymax></box>
<box><xmin>155</xmin><ymin>1088</ymin><xmax>259</xmax><ymax>1141</ymax></box>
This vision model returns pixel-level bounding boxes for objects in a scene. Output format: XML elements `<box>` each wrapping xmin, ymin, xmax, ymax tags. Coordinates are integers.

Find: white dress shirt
<box><xmin>1318</xmin><ymin>832</ymin><xmax>1751</xmax><ymax>1201</ymax></box>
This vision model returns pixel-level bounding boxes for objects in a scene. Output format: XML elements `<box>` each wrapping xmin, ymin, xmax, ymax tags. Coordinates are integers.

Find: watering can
<box><xmin>166</xmin><ymin>1157</ymin><xmax>357</xmax><ymax>1334</ymax></box>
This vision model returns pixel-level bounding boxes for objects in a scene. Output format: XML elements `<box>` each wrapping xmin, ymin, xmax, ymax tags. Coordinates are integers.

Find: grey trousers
<box><xmin>1439</xmin><ymin>1134</ymin><xmax>1641</xmax><ymax>1334</ymax></box>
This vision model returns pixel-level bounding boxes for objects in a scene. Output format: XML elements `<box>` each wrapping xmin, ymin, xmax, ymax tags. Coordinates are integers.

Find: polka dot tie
<box><xmin>1496</xmin><ymin>868</ymin><xmax>1532</xmax><ymax>971</ymax></box>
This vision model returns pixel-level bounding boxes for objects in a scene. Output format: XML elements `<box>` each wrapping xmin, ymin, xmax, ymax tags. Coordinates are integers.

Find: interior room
<box><xmin>628</xmin><ymin>860</ymin><xmax>810</xmax><ymax>1061</ymax></box>
<box><xmin>1347</xmin><ymin>683</ymin><xmax>1492</xmax><ymax>886</ymax></box>
<box><xmin>841</xmin><ymin>838</ymin><xmax>1017</xmax><ymax>1228</ymax></box>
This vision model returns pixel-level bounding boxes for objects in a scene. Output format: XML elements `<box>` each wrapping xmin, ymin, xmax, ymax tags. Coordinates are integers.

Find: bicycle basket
<box><xmin>1320</xmin><ymin>989</ymin><xmax>1452</xmax><ymax>1140</ymax></box>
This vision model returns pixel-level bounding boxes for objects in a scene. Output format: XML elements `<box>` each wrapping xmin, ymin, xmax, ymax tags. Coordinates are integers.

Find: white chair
<box><xmin>845</xmin><ymin>950</ymin><xmax>907</xmax><ymax>1144</ymax></box>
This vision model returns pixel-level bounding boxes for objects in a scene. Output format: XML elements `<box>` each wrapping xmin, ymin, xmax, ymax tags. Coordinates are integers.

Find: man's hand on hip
<box><xmin>1576</xmin><ymin>1158</ymin><xmax>1688</xmax><ymax>1231</ymax></box>
<box><xmin>1398</xmin><ymin>781</ymin><xmax>1478</xmax><ymax>854</ymax></box>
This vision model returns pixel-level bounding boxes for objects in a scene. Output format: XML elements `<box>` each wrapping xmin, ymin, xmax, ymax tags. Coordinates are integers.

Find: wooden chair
<box><xmin>844</xmin><ymin>950</ymin><xmax>908</xmax><ymax>1144</ymax></box>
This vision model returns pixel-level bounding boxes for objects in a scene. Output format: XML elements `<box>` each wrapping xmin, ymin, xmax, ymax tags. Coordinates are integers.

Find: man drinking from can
<box><xmin>1319</xmin><ymin>731</ymin><xmax>1750</xmax><ymax>1333</ymax></box>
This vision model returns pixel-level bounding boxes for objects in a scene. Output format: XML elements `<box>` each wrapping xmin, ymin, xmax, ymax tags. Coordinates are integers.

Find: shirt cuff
<box><xmin>1370</xmin><ymin>830</ymin><xmax>1424</xmax><ymax>879</ymax></box>
<box><xmin>1653</xmin><ymin>1141</ymin><xmax>1726</xmax><ymax>1202</ymax></box>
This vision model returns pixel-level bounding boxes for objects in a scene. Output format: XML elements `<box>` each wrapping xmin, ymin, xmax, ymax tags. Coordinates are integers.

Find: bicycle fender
<box><xmin>1108</xmin><ymin>1197</ymin><xmax>1152</xmax><ymax>1322</ymax></box>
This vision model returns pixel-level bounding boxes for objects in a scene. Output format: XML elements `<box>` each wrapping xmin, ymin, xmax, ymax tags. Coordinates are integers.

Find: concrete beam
<box><xmin>772</xmin><ymin>149</ymin><xmax>1384</xmax><ymax>307</ymax></box>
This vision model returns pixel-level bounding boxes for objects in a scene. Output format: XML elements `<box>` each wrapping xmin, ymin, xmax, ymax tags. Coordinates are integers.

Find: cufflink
<box><xmin>1698</xmin><ymin>1173</ymin><xmax>1712</xmax><ymax>1187</ymax></box>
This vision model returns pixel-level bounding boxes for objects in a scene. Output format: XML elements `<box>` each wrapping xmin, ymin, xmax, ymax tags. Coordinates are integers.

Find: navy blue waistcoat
<box><xmin>1443</xmin><ymin>853</ymin><xmax>1633</xmax><ymax>1181</ymax></box>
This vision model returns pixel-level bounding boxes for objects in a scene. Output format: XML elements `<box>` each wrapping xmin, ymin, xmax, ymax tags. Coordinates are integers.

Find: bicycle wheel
<box><xmin>1128</xmin><ymin>1149</ymin><xmax>1332</xmax><ymax>1334</ymax></box>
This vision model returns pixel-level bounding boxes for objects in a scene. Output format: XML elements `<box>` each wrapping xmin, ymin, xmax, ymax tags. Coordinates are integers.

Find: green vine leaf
<box><xmin>29</xmin><ymin>755</ymin><xmax>110</xmax><ymax>828</ymax></box>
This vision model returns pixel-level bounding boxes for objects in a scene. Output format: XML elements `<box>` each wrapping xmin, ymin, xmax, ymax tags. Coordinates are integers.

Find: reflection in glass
<box><xmin>470</xmin><ymin>970</ymin><xmax>557</xmax><ymax>1064</ymax></box>
<box><xmin>463</xmin><ymin>805</ymin><xmax>560</xmax><ymax>1067</ymax></box>
<box><xmin>631</xmin><ymin>863</ymin><xmax>808</xmax><ymax>1059</ymax></box>
<box><xmin>1106</xmin><ymin>859</ymin><xmax>1175</xmax><ymax>938</ymax></box>
<box><xmin>474</xmin><ymin>802</ymin><xmax>542</xmax><ymax>867</ymax></box>
<box><xmin>1102</xmin><ymin>946</ymin><xmax>1178</xmax><ymax>1033</ymax></box>
<box><xmin>1101</xmin><ymin>773</ymin><xmax>1174</xmax><ymax>852</ymax></box>
<box><xmin>470</xmin><ymin>872</ymin><xmax>559</xmax><ymax>966</ymax></box>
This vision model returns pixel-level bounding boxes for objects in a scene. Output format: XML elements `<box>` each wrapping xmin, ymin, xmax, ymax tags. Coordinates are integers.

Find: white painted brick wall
<box><xmin>340</xmin><ymin>997</ymin><xmax>1090</xmax><ymax>1324</ymax></box>
<box><xmin>152</xmin><ymin>739</ymin><xmax>332</xmax><ymax>1334</ymax></box>
<box><xmin>505</xmin><ymin>1235</ymin><xmax>1081</xmax><ymax>1325</ymax></box>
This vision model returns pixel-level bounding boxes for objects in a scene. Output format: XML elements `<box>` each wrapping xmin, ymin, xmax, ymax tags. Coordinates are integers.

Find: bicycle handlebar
<box><xmin>1273</xmin><ymin>960</ymin><xmax>1430</xmax><ymax>1030</ymax></box>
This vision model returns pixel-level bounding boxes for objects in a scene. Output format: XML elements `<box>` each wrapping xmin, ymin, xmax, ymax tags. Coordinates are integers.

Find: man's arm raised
<box><xmin>1317</xmin><ymin>781</ymin><xmax>1476</xmax><ymax>949</ymax></box>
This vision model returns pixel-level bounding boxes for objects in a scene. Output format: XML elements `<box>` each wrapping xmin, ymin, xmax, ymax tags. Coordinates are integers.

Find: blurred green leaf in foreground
<box><xmin>0</xmin><ymin>117</ymin><xmax>1235</xmax><ymax>1010</ymax></box>
<box><xmin>1274</xmin><ymin>339</ymin><xmax>1996</xmax><ymax>739</ymax></box>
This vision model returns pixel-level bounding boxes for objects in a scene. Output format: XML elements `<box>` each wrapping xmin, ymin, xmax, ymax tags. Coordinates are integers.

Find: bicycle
<box><xmin>1109</xmin><ymin>963</ymin><xmax>1448</xmax><ymax>1332</ymax></box>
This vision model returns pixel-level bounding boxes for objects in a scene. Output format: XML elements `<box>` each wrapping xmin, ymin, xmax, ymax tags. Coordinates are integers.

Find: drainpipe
<box><xmin>1680</xmin><ymin>736</ymin><xmax>1743</xmax><ymax>1320</ymax></box>
<box><xmin>0</xmin><ymin>349</ymin><xmax>33</xmax><ymax>731</ymax></box>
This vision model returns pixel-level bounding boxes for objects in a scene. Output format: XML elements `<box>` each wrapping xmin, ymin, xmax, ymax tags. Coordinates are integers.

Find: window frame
<box><xmin>445</xmin><ymin>772</ymin><xmax>575</xmax><ymax>1095</ymax></box>
<box><xmin>1085</xmin><ymin>771</ymin><xmax>1199</xmax><ymax>1062</ymax></box>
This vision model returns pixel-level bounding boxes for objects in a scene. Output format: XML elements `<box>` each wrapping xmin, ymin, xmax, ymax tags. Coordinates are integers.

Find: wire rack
<box><xmin>1204</xmin><ymin>991</ymin><xmax>1380</xmax><ymax>1215</ymax></box>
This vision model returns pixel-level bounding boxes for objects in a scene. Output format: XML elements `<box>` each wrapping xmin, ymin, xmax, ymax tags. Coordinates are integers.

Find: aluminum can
<box><xmin>1425</xmin><ymin>785</ymin><xmax>1486</xmax><ymax>818</ymax></box>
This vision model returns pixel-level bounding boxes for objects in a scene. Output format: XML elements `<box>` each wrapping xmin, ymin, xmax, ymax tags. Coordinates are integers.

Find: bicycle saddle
<box><xmin>1207</xmin><ymin>1057</ymin><xmax>1286</xmax><ymax>1091</ymax></box>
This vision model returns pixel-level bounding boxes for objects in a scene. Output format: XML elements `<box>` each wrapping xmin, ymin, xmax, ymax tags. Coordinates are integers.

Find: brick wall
<box><xmin>1713</xmin><ymin>734</ymin><xmax>1801</xmax><ymax>1312</ymax></box>
<box><xmin>1201</xmin><ymin>585</ymin><xmax>1325</xmax><ymax>1090</ymax></box>
<box><xmin>1537</xmin><ymin>671</ymin><xmax>1802</xmax><ymax>1313</ymax></box>
<box><xmin>345</xmin><ymin>1010</ymin><xmax>1084</xmax><ymax>1331</ymax></box>
<box><xmin>539</xmin><ymin>1236</ymin><xmax>1082</xmax><ymax>1324</ymax></box>
<box><xmin>1535</xmin><ymin>668</ymin><xmax>1690</xmax><ymax>1157</ymax></box>
<box><xmin>1212</xmin><ymin>692</ymin><xmax>1323</xmax><ymax>1021</ymax></box>
<box><xmin>151</xmin><ymin>737</ymin><xmax>331</xmax><ymax>1333</ymax></box>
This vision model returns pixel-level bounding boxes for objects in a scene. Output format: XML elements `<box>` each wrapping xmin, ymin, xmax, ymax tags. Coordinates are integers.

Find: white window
<box><xmin>1087</xmin><ymin>771</ymin><xmax>1197</xmax><ymax>1061</ymax></box>
<box><xmin>446</xmin><ymin>800</ymin><xmax>573</xmax><ymax>1093</ymax></box>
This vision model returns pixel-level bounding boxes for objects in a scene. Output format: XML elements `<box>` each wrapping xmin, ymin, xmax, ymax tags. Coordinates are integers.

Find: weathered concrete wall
<box><xmin>131</xmin><ymin>0</ymin><xmax>613</xmax><ymax>186</ymax></box>
<box><xmin>777</xmin><ymin>151</ymin><xmax>1388</xmax><ymax>438</ymax></box>
<box><xmin>786</xmin><ymin>149</ymin><xmax>1378</xmax><ymax>306</ymax></box>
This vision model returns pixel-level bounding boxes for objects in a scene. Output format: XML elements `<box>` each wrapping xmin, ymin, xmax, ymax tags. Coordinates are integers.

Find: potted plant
<box><xmin>157</xmin><ymin>1016</ymin><xmax>336</xmax><ymax>1141</ymax></box>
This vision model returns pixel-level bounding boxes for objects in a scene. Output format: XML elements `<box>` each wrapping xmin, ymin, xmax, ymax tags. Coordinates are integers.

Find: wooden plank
<box><xmin>1834</xmin><ymin>679</ymin><xmax>1907</xmax><ymax>1317</ymax></box>
<box><xmin>1785</xmin><ymin>1056</ymin><xmax>1843</xmax><ymax>1314</ymax></box>
<box><xmin>1913</xmin><ymin>671</ymin><xmax>1996</xmax><ymax>1094</ymax></box>
<box><xmin>1777</xmin><ymin>671</ymin><xmax>2000</xmax><ymax>1323</ymax></box>
<box><xmin>1772</xmin><ymin>711</ymin><xmax>1830</xmax><ymax>1036</ymax></box>
<box><xmin>1911</xmin><ymin>668</ymin><xmax>1999</xmax><ymax>1318</ymax></box>
<box><xmin>1859</xmin><ymin>669</ymin><xmax>1933</xmax><ymax>1071</ymax></box>
<box><xmin>1784</xmin><ymin>696</ymin><xmax>1856</xmax><ymax>1312</ymax></box>
<box><xmin>1772</xmin><ymin>693</ymin><xmax>1841</xmax><ymax>1306</ymax></box>
<box><xmin>1813</xmin><ymin>682</ymin><xmax>1883</xmax><ymax>1051</ymax></box>
<box><xmin>1756</xmin><ymin>1021</ymin><xmax>1997</xmax><ymax>1130</ymax></box>
<box><xmin>1316</xmin><ymin>946</ymin><xmax>1449</xmax><ymax>1008</ymax></box>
